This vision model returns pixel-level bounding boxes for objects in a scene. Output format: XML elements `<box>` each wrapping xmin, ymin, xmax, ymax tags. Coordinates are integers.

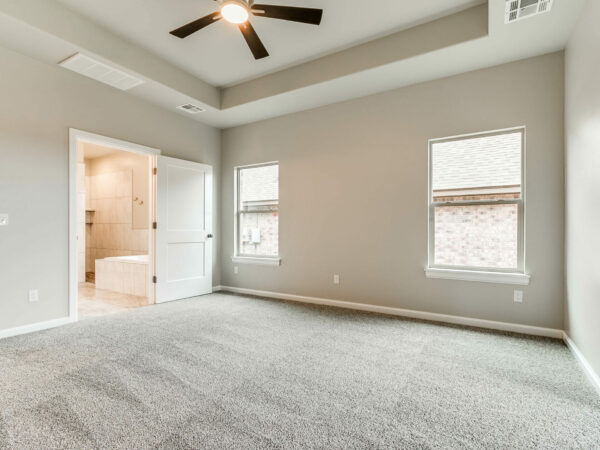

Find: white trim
<box><xmin>563</xmin><ymin>332</ymin><xmax>600</xmax><ymax>397</ymax></box>
<box><xmin>69</xmin><ymin>129</ymin><xmax>160</xmax><ymax>156</ymax></box>
<box><xmin>433</xmin><ymin>185</ymin><xmax>521</xmax><ymax>197</ymax></box>
<box><xmin>212</xmin><ymin>285</ymin><xmax>224</xmax><ymax>292</ymax></box>
<box><xmin>0</xmin><ymin>317</ymin><xmax>75</xmax><ymax>340</ymax></box>
<box><xmin>425</xmin><ymin>267</ymin><xmax>530</xmax><ymax>285</ymax></box>
<box><xmin>232</xmin><ymin>256</ymin><xmax>281</xmax><ymax>266</ymax></box>
<box><xmin>68</xmin><ymin>129</ymin><xmax>161</xmax><ymax>322</ymax></box>
<box><xmin>428</xmin><ymin>125</ymin><xmax>528</xmax><ymax>145</ymax></box>
<box><xmin>218</xmin><ymin>286</ymin><xmax>561</xmax><ymax>338</ymax></box>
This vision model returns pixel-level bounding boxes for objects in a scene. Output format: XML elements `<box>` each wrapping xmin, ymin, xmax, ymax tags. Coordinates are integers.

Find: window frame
<box><xmin>232</xmin><ymin>161</ymin><xmax>281</xmax><ymax>266</ymax></box>
<box><xmin>427</xmin><ymin>127</ymin><xmax>527</xmax><ymax>278</ymax></box>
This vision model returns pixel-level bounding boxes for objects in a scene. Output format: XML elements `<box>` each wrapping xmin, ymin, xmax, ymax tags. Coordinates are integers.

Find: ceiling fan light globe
<box><xmin>220</xmin><ymin>2</ymin><xmax>249</xmax><ymax>24</ymax></box>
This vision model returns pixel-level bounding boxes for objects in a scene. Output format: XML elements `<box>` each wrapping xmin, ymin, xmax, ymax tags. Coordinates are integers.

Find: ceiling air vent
<box><xmin>177</xmin><ymin>104</ymin><xmax>206</xmax><ymax>114</ymax></box>
<box><xmin>59</xmin><ymin>53</ymin><xmax>144</xmax><ymax>91</ymax></box>
<box><xmin>505</xmin><ymin>0</ymin><xmax>553</xmax><ymax>23</ymax></box>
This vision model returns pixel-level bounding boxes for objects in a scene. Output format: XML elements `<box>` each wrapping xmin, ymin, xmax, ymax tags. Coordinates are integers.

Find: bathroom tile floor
<box><xmin>78</xmin><ymin>283</ymin><xmax>150</xmax><ymax>318</ymax></box>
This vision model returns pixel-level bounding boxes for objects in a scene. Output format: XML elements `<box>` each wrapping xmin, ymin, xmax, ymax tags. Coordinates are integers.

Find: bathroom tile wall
<box><xmin>85</xmin><ymin>169</ymin><xmax>148</xmax><ymax>273</ymax></box>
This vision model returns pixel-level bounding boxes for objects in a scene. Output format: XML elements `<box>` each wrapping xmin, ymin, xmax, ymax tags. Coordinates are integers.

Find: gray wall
<box><xmin>565</xmin><ymin>0</ymin><xmax>600</xmax><ymax>375</ymax></box>
<box><xmin>221</xmin><ymin>52</ymin><xmax>565</xmax><ymax>329</ymax></box>
<box><xmin>0</xmin><ymin>46</ymin><xmax>220</xmax><ymax>331</ymax></box>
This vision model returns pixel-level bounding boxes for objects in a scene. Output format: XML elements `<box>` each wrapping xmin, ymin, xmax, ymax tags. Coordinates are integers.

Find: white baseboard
<box><xmin>212</xmin><ymin>285</ymin><xmax>224</xmax><ymax>292</ymax></box>
<box><xmin>218</xmin><ymin>286</ymin><xmax>563</xmax><ymax>339</ymax></box>
<box><xmin>0</xmin><ymin>316</ymin><xmax>75</xmax><ymax>340</ymax></box>
<box><xmin>562</xmin><ymin>332</ymin><xmax>600</xmax><ymax>396</ymax></box>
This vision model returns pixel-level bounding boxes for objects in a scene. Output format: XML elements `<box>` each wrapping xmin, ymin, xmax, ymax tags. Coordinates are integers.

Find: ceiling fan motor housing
<box><xmin>220</xmin><ymin>0</ymin><xmax>251</xmax><ymax>10</ymax></box>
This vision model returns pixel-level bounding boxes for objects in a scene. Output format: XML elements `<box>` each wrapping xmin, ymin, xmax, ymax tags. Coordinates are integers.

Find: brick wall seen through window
<box><xmin>430</xmin><ymin>130</ymin><xmax>524</xmax><ymax>270</ymax></box>
<box><xmin>237</xmin><ymin>164</ymin><xmax>279</xmax><ymax>257</ymax></box>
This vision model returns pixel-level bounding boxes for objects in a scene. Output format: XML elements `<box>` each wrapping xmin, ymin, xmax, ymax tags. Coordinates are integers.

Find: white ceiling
<box><xmin>55</xmin><ymin>0</ymin><xmax>483</xmax><ymax>87</ymax></box>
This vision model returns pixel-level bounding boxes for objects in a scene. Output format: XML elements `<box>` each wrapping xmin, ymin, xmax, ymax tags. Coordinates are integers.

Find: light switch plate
<box><xmin>333</xmin><ymin>274</ymin><xmax>340</xmax><ymax>285</ymax></box>
<box><xmin>0</xmin><ymin>214</ymin><xmax>8</xmax><ymax>226</ymax></box>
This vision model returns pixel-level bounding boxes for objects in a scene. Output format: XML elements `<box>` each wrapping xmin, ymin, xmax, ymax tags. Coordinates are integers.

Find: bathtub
<box><xmin>95</xmin><ymin>254</ymin><xmax>150</xmax><ymax>297</ymax></box>
<box><xmin>104</xmin><ymin>254</ymin><xmax>150</xmax><ymax>264</ymax></box>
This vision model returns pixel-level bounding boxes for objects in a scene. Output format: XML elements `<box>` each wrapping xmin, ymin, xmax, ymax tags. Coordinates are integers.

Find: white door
<box><xmin>155</xmin><ymin>156</ymin><xmax>213</xmax><ymax>303</ymax></box>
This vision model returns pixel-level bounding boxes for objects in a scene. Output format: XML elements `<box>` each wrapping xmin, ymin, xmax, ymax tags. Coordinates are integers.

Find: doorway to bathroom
<box><xmin>69</xmin><ymin>129</ymin><xmax>214</xmax><ymax>321</ymax></box>
<box><xmin>74</xmin><ymin>133</ymin><xmax>156</xmax><ymax>318</ymax></box>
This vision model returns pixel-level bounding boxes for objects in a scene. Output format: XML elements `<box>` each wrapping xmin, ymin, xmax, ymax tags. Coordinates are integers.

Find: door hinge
<box><xmin>153</xmin><ymin>167</ymin><xmax>157</xmax><ymax>175</ymax></box>
<box><xmin>152</xmin><ymin>276</ymin><xmax>157</xmax><ymax>284</ymax></box>
<box><xmin>152</xmin><ymin>222</ymin><xmax>157</xmax><ymax>229</ymax></box>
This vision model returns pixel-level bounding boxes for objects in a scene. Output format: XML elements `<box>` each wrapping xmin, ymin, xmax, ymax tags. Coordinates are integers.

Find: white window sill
<box><xmin>425</xmin><ymin>267</ymin><xmax>530</xmax><ymax>285</ymax></box>
<box><xmin>232</xmin><ymin>256</ymin><xmax>281</xmax><ymax>266</ymax></box>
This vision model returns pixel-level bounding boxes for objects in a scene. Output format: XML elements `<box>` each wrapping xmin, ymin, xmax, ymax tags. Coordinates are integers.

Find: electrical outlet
<box><xmin>333</xmin><ymin>274</ymin><xmax>340</xmax><ymax>285</ymax></box>
<box><xmin>28</xmin><ymin>289</ymin><xmax>39</xmax><ymax>302</ymax></box>
<box><xmin>234</xmin><ymin>266</ymin><xmax>239</xmax><ymax>275</ymax></box>
<box><xmin>514</xmin><ymin>290</ymin><xmax>523</xmax><ymax>303</ymax></box>
<box><xmin>0</xmin><ymin>214</ymin><xmax>8</xmax><ymax>226</ymax></box>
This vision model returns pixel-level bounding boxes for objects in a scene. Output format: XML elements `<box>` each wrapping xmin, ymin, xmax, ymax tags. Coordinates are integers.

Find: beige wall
<box><xmin>0</xmin><ymin>45</ymin><xmax>220</xmax><ymax>332</ymax></box>
<box><xmin>84</xmin><ymin>153</ymin><xmax>149</xmax><ymax>273</ymax></box>
<box><xmin>565</xmin><ymin>0</ymin><xmax>600</xmax><ymax>376</ymax></box>
<box><xmin>83</xmin><ymin>149</ymin><xmax>152</xmax><ymax>273</ymax></box>
<box><xmin>221</xmin><ymin>52</ymin><xmax>565</xmax><ymax>329</ymax></box>
<box><xmin>85</xmin><ymin>148</ymin><xmax>151</xmax><ymax>230</ymax></box>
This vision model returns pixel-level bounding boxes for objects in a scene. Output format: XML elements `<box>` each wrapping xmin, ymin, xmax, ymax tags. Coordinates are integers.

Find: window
<box><xmin>427</xmin><ymin>129</ymin><xmax>528</xmax><ymax>284</ymax></box>
<box><xmin>234</xmin><ymin>162</ymin><xmax>280</xmax><ymax>264</ymax></box>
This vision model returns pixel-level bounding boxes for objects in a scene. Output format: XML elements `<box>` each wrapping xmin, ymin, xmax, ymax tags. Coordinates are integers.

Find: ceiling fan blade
<box><xmin>251</xmin><ymin>4</ymin><xmax>323</xmax><ymax>25</ymax></box>
<box><xmin>170</xmin><ymin>12</ymin><xmax>221</xmax><ymax>38</ymax></box>
<box><xmin>238</xmin><ymin>22</ymin><xmax>269</xmax><ymax>60</ymax></box>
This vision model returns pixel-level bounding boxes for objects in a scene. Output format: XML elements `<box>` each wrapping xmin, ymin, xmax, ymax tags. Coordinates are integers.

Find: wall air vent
<box><xmin>59</xmin><ymin>53</ymin><xmax>144</xmax><ymax>91</ymax></box>
<box><xmin>177</xmin><ymin>104</ymin><xmax>206</xmax><ymax>114</ymax></box>
<box><xmin>505</xmin><ymin>0</ymin><xmax>553</xmax><ymax>23</ymax></box>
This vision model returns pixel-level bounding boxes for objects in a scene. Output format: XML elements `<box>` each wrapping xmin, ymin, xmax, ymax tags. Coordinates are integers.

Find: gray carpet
<box><xmin>1</xmin><ymin>293</ymin><xmax>599</xmax><ymax>449</ymax></box>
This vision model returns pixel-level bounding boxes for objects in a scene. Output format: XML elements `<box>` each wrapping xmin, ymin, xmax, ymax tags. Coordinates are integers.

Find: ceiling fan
<box><xmin>170</xmin><ymin>0</ymin><xmax>323</xmax><ymax>60</ymax></box>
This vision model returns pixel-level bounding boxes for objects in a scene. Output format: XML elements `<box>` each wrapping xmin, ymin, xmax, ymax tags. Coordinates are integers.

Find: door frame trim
<box><xmin>68</xmin><ymin>128</ymin><xmax>160</xmax><ymax>322</ymax></box>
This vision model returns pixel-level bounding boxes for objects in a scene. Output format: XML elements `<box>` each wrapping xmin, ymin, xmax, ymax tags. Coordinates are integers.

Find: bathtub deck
<box><xmin>95</xmin><ymin>256</ymin><xmax>149</xmax><ymax>297</ymax></box>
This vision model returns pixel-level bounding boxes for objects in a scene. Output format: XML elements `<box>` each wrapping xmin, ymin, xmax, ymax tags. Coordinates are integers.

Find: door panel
<box><xmin>167</xmin><ymin>242</ymin><xmax>205</xmax><ymax>281</ymax></box>
<box><xmin>167</xmin><ymin>165</ymin><xmax>205</xmax><ymax>230</ymax></box>
<box><xmin>156</xmin><ymin>156</ymin><xmax>212</xmax><ymax>303</ymax></box>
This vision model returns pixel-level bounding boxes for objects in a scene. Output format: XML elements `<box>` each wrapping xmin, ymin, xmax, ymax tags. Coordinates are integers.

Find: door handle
<box><xmin>207</xmin><ymin>234</ymin><xmax>214</xmax><ymax>239</ymax></box>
